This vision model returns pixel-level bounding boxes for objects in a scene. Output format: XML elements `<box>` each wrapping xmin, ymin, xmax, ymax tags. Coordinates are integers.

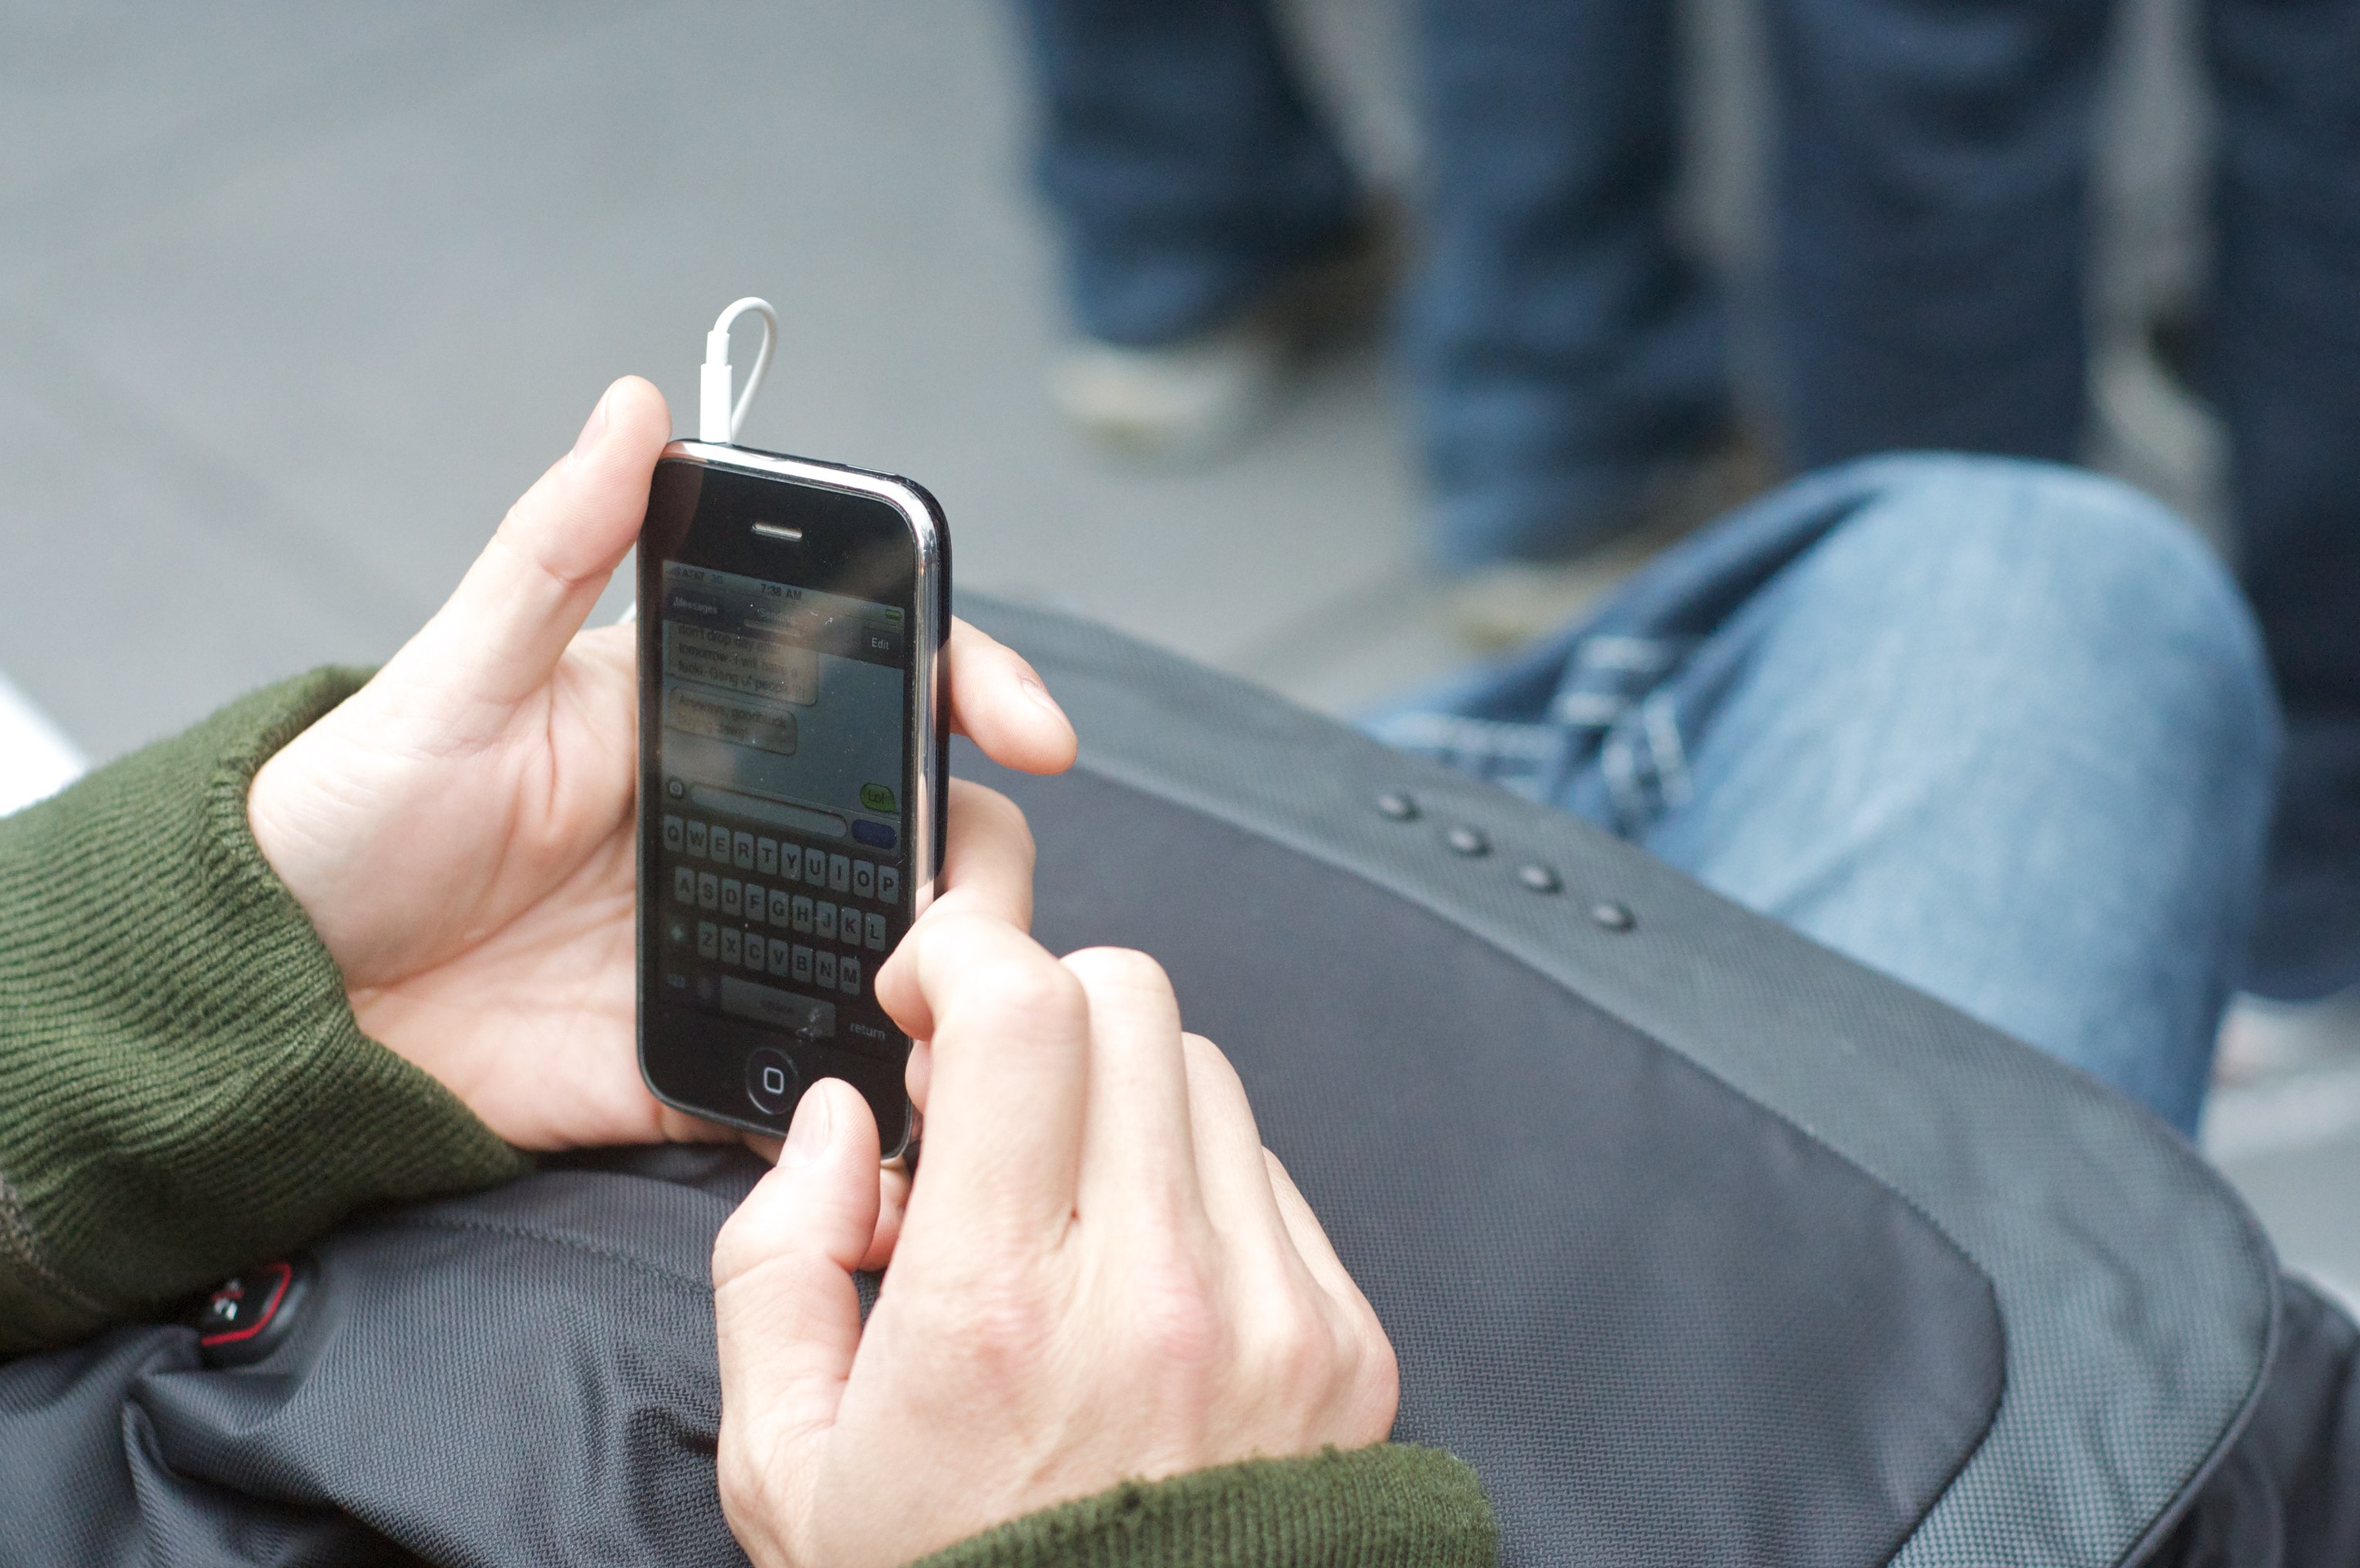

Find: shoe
<box><xmin>1047</xmin><ymin>208</ymin><xmax>1397</xmax><ymax>463</ymax></box>
<box><xmin>1436</xmin><ymin>430</ymin><xmax>1775</xmax><ymax>652</ymax></box>
<box><xmin>2089</xmin><ymin>299</ymin><xmax>2227</xmax><ymax>541</ymax></box>
<box><xmin>1047</xmin><ymin>319</ymin><xmax>1290</xmax><ymax>462</ymax></box>
<box><xmin>2204</xmin><ymin>989</ymin><xmax>2360</xmax><ymax>1167</ymax></box>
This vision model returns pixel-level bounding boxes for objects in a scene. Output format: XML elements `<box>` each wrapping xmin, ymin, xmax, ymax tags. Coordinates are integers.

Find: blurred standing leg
<box><xmin>1010</xmin><ymin>0</ymin><xmax>1364</xmax><ymax>347</ymax></box>
<box><xmin>2206</xmin><ymin>0</ymin><xmax>2360</xmax><ymax>1000</ymax></box>
<box><xmin>1765</xmin><ymin>0</ymin><xmax>2360</xmax><ymax>998</ymax></box>
<box><xmin>1407</xmin><ymin>0</ymin><xmax>1732</xmax><ymax>572</ymax></box>
<box><xmin>1760</xmin><ymin>0</ymin><xmax>2112</xmax><ymax>464</ymax></box>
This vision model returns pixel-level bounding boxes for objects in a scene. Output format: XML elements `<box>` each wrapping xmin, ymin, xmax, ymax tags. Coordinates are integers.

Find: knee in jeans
<box><xmin>1820</xmin><ymin>454</ymin><xmax>2278</xmax><ymax>746</ymax></box>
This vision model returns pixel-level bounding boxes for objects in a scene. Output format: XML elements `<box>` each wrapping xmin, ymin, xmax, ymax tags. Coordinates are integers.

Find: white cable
<box><xmin>620</xmin><ymin>296</ymin><xmax>779</xmax><ymax>626</ymax></box>
<box><xmin>698</xmin><ymin>296</ymin><xmax>778</xmax><ymax>444</ymax></box>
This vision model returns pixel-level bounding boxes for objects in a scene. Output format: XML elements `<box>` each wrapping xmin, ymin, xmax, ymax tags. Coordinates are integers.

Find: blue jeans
<box><xmin>1008</xmin><ymin>0</ymin><xmax>1730</xmax><ymax>567</ymax></box>
<box><xmin>1762</xmin><ymin>0</ymin><xmax>2360</xmax><ymax>999</ymax></box>
<box><xmin>1370</xmin><ymin>456</ymin><xmax>2281</xmax><ymax>1135</ymax></box>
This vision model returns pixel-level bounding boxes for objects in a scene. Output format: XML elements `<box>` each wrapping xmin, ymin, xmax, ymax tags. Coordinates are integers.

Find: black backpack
<box><xmin>5</xmin><ymin>598</ymin><xmax>2352</xmax><ymax>1566</ymax></box>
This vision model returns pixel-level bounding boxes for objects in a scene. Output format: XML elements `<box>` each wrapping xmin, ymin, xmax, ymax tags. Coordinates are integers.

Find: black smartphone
<box><xmin>636</xmin><ymin>440</ymin><xmax>947</xmax><ymax>1155</ymax></box>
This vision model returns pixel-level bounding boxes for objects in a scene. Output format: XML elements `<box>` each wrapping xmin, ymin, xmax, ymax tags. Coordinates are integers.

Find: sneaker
<box><xmin>1047</xmin><ymin>319</ymin><xmax>1291</xmax><ymax>462</ymax></box>
<box><xmin>1437</xmin><ymin>430</ymin><xmax>1775</xmax><ymax>652</ymax></box>
<box><xmin>2204</xmin><ymin>989</ymin><xmax>2360</xmax><ymax>1168</ymax></box>
<box><xmin>1047</xmin><ymin>209</ymin><xmax>1397</xmax><ymax>463</ymax></box>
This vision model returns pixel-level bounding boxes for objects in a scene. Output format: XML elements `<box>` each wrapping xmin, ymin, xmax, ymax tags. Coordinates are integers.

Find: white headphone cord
<box><xmin>697</xmin><ymin>295</ymin><xmax>777</xmax><ymax>444</ymax></box>
<box><xmin>620</xmin><ymin>295</ymin><xmax>780</xmax><ymax>626</ymax></box>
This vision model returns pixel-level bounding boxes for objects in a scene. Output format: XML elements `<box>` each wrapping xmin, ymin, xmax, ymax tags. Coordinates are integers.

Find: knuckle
<box><xmin>908</xmin><ymin>1256</ymin><xmax>1058</xmax><ymax>1373</ymax></box>
<box><xmin>1353</xmin><ymin>1347</ymin><xmax>1404</xmax><ymax>1440</ymax></box>
<box><xmin>1253</xmin><ymin>1294</ymin><xmax>1337</xmax><ymax>1400</ymax></box>
<box><xmin>1260</xmin><ymin>1146</ymin><xmax>1295</xmax><ymax>1188</ymax></box>
<box><xmin>1061</xmin><ymin>945</ymin><xmax>1169</xmax><ymax>991</ymax></box>
<box><xmin>1340</xmin><ymin>1302</ymin><xmax>1403</xmax><ymax>1440</ymax></box>
<box><xmin>1236</xmin><ymin>1276</ymin><xmax>1396</xmax><ymax>1430</ymax></box>
<box><xmin>950</xmin><ymin>950</ymin><xmax>1085</xmax><ymax>1034</ymax></box>
<box><xmin>1181</xmin><ymin>1036</ymin><xmax>1259</xmax><ymax>1135</ymax></box>
<box><xmin>1178</xmin><ymin>1032</ymin><xmax>1242</xmax><ymax>1091</ymax></box>
<box><xmin>1118</xmin><ymin>1248</ymin><xmax>1223</xmax><ymax>1370</ymax></box>
<box><xmin>1060</xmin><ymin>947</ymin><xmax>1177</xmax><ymax>1017</ymax></box>
<box><xmin>710</xmin><ymin>1202</ymin><xmax>774</xmax><ymax>1288</ymax></box>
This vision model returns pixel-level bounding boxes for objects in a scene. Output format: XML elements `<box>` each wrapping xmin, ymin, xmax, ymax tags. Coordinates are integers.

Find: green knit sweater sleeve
<box><xmin>0</xmin><ymin>669</ymin><xmax>530</xmax><ymax>1354</ymax></box>
<box><xmin>913</xmin><ymin>1445</ymin><xmax>1498</xmax><ymax>1568</ymax></box>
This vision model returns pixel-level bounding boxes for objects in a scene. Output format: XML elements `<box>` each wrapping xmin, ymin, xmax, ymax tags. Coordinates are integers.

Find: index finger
<box><xmin>875</xmin><ymin>778</ymin><xmax>1036</xmax><ymax>1044</ymax></box>
<box><xmin>895</xmin><ymin>912</ymin><xmax>1091</xmax><ymax>1247</ymax></box>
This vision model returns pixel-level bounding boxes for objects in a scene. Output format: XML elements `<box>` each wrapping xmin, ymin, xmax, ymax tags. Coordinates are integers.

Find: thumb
<box><xmin>390</xmin><ymin>374</ymin><xmax>671</xmax><ymax>720</ymax></box>
<box><xmin>713</xmin><ymin>1079</ymin><xmax>882</xmax><ymax>1470</ymax></box>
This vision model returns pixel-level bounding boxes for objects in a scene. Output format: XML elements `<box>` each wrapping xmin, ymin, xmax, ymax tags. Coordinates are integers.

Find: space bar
<box><xmin>688</xmin><ymin>785</ymin><xmax>847</xmax><ymax>839</ymax></box>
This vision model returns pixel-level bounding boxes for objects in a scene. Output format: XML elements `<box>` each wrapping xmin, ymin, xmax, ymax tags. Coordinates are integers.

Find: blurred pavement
<box><xmin>0</xmin><ymin>2</ymin><xmax>2348</xmax><ymax>1303</ymax></box>
<box><xmin>0</xmin><ymin>1</ymin><xmax>1448</xmax><ymax>763</ymax></box>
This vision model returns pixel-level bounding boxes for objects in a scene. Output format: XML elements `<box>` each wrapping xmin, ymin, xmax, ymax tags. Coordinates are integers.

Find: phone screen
<box><xmin>637</xmin><ymin>455</ymin><xmax>942</xmax><ymax>1148</ymax></box>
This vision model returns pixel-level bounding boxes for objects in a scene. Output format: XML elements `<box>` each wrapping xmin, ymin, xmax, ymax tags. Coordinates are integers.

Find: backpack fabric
<box><xmin>2</xmin><ymin>596</ymin><xmax>2348</xmax><ymax>1566</ymax></box>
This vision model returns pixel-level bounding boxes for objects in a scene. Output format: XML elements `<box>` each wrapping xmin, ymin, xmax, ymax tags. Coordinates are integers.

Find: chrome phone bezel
<box><xmin>639</xmin><ymin>439</ymin><xmax>946</xmax><ymax>1155</ymax></box>
<box><xmin>657</xmin><ymin>439</ymin><xmax>946</xmax><ymax>909</ymax></box>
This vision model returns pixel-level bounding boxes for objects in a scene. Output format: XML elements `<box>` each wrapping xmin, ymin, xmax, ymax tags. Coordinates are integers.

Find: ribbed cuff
<box><xmin>0</xmin><ymin>669</ymin><xmax>530</xmax><ymax>1353</ymax></box>
<box><xmin>912</xmin><ymin>1446</ymin><xmax>1497</xmax><ymax>1568</ymax></box>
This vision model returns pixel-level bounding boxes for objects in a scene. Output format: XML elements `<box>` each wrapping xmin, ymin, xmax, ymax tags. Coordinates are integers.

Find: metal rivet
<box><xmin>1518</xmin><ymin>863</ymin><xmax>1561</xmax><ymax>893</ymax></box>
<box><xmin>1589</xmin><ymin>900</ymin><xmax>1635</xmax><ymax>932</ymax></box>
<box><xmin>1445</xmin><ymin>825</ymin><xmax>1489</xmax><ymax>856</ymax></box>
<box><xmin>1376</xmin><ymin>791</ymin><xmax>1419</xmax><ymax>821</ymax></box>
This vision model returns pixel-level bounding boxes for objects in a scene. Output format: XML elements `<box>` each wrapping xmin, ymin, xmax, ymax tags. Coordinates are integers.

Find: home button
<box><xmin>745</xmin><ymin>1049</ymin><xmax>802</xmax><ymax>1118</ymax></box>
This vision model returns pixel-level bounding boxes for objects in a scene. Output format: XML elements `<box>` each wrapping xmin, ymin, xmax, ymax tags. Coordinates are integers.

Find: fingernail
<box><xmin>571</xmin><ymin>386</ymin><xmax>612</xmax><ymax>459</ymax></box>
<box><xmin>781</xmin><ymin>1083</ymin><xmax>834</xmax><ymax>1168</ymax></box>
<box><xmin>1019</xmin><ymin>677</ymin><xmax>1067</xmax><ymax>723</ymax></box>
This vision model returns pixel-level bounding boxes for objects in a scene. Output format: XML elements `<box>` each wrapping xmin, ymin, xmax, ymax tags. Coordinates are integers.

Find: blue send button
<box><xmin>852</xmin><ymin>820</ymin><xmax>897</xmax><ymax>849</ymax></box>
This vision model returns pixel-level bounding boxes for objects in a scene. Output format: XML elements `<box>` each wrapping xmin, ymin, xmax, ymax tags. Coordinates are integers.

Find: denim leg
<box><xmin>1406</xmin><ymin>0</ymin><xmax>1729</xmax><ymax>569</ymax></box>
<box><xmin>1010</xmin><ymin>0</ymin><xmax>1363</xmax><ymax>346</ymax></box>
<box><xmin>1761</xmin><ymin>0</ymin><xmax>2110</xmax><ymax>466</ymax></box>
<box><xmin>1372</xmin><ymin>456</ymin><xmax>2280</xmax><ymax>1133</ymax></box>
<box><xmin>2206</xmin><ymin>0</ymin><xmax>2360</xmax><ymax>999</ymax></box>
<box><xmin>1644</xmin><ymin>459</ymin><xmax>2277</xmax><ymax>1133</ymax></box>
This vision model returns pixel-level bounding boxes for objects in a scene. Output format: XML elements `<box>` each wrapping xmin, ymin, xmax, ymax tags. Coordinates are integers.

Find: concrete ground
<box><xmin>0</xmin><ymin>2</ymin><xmax>2349</xmax><ymax>1298</ymax></box>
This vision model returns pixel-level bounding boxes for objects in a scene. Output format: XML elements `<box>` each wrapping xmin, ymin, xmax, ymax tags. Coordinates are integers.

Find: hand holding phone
<box><xmin>247</xmin><ymin>377</ymin><xmax>1074</xmax><ymax>1155</ymax></box>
